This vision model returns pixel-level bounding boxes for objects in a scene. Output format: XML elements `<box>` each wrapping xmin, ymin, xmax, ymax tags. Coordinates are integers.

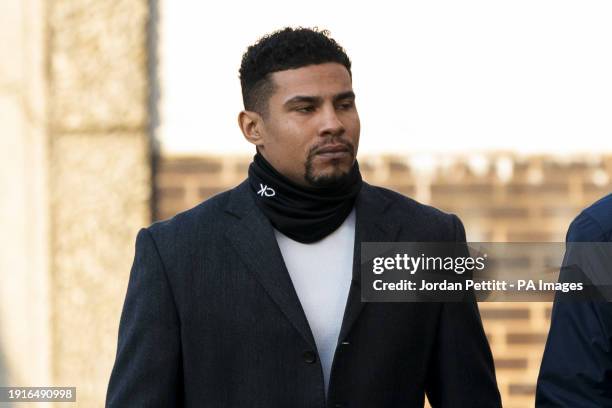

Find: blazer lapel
<box><xmin>338</xmin><ymin>182</ymin><xmax>401</xmax><ymax>342</ymax></box>
<box><xmin>223</xmin><ymin>180</ymin><xmax>317</xmax><ymax>349</ymax></box>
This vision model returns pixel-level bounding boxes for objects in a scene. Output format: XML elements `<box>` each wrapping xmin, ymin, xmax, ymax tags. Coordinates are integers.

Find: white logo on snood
<box><xmin>257</xmin><ymin>183</ymin><xmax>276</xmax><ymax>197</ymax></box>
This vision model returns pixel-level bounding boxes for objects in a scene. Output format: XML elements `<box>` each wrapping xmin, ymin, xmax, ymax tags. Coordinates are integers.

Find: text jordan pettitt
<box><xmin>372</xmin><ymin>279</ymin><xmax>583</xmax><ymax>292</ymax></box>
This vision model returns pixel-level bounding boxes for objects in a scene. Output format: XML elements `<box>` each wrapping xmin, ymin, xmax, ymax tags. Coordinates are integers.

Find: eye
<box><xmin>295</xmin><ymin>106</ymin><xmax>315</xmax><ymax>113</ymax></box>
<box><xmin>337</xmin><ymin>101</ymin><xmax>355</xmax><ymax>110</ymax></box>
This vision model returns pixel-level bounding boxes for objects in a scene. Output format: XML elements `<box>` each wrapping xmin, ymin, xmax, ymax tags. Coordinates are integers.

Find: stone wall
<box><xmin>0</xmin><ymin>0</ymin><xmax>153</xmax><ymax>405</ymax></box>
<box><xmin>48</xmin><ymin>1</ymin><xmax>153</xmax><ymax>404</ymax></box>
<box><xmin>156</xmin><ymin>152</ymin><xmax>612</xmax><ymax>408</ymax></box>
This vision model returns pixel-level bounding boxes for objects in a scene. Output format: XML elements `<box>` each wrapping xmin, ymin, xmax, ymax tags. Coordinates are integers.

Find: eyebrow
<box><xmin>283</xmin><ymin>91</ymin><xmax>356</xmax><ymax>107</ymax></box>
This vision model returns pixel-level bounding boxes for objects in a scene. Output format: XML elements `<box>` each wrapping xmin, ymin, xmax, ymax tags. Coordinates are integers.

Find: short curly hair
<box><xmin>239</xmin><ymin>27</ymin><xmax>352</xmax><ymax>116</ymax></box>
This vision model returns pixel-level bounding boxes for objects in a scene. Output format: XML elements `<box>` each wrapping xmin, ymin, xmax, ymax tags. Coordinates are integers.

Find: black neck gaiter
<box><xmin>247</xmin><ymin>152</ymin><xmax>363</xmax><ymax>243</ymax></box>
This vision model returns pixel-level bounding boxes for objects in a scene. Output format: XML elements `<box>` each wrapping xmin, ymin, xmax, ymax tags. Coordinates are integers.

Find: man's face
<box><xmin>257</xmin><ymin>62</ymin><xmax>360</xmax><ymax>187</ymax></box>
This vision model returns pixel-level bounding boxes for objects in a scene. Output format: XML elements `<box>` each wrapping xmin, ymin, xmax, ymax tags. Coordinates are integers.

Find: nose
<box><xmin>318</xmin><ymin>105</ymin><xmax>345</xmax><ymax>137</ymax></box>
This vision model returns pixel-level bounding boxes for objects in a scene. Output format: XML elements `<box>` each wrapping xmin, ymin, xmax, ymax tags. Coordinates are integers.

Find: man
<box><xmin>536</xmin><ymin>193</ymin><xmax>612</xmax><ymax>407</ymax></box>
<box><xmin>107</xmin><ymin>27</ymin><xmax>501</xmax><ymax>407</ymax></box>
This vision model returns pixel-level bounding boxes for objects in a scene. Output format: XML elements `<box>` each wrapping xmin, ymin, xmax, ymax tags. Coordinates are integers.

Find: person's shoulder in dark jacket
<box><xmin>151</xmin><ymin>187</ymin><xmax>233</xmax><ymax>234</ymax></box>
<box><xmin>143</xmin><ymin>187</ymin><xmax>236</xmax><ymax>258</ymax></box>
<box><xmin>567</xmin><ymin>193</ymin><xmax>612</xmax><ymax>242</ymax></box>
<box><xmin>366</xmin><ymin>183</ymin><xmax>464</xmax><ymax>238</ymax></box>
<box><xmin>536</xmin><ymin>193</ymin><xmax>612</xmax><ymax>407</ymax></box>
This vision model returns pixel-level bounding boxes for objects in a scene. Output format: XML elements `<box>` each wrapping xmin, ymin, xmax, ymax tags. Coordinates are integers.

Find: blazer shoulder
<box><xmin>146</xmin><ymin>186</ymin><xmax>234</xmax><ymax>240</ymax></box>
<box><xmin>365</xmin><ymin>183</ymin><xmax>462</xmax><ymax>240</ymax></box>
<box><xmin>369</xmin><ymin>183</ymin><xmax>456</xmax><ymax>222</ymax></box>
<box><xmin>568</xmin><ymin>193</ymin><xmax>612</xmax><ymax>242</ymax></box>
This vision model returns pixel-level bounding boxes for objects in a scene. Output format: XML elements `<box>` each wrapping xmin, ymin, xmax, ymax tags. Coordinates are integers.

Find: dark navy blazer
<box><xmin>536</xmin><ymin>193</ymin><xmax>612</xmax><ymax>407</ymax></box>
<box><xmin>106</xmin><ymin>180</ymin><xmax>501</xmax><ymax>407</ymax></box>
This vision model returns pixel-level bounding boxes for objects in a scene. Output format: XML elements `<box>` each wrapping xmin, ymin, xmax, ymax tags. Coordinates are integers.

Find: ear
<box><xmin>238</xmin><ymin>110</ymin><xmax>265</xmax><ymax>147</ymax></box>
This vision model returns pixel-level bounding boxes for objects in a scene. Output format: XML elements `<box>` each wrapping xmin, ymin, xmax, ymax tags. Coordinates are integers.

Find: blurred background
<box><xmin>1</xmin><ymin>0</ymin><xmax>611</xmax><ymax>406</ymax></box>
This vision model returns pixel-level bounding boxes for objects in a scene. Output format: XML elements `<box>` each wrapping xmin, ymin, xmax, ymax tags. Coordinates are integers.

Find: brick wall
<box><xmin>156</xmin><ymin>152</ymin><xmax>612</xmax><ymax>408</ymax></box>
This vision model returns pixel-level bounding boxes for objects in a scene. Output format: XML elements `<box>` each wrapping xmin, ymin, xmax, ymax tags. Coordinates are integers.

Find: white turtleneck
<box><xmin>273</xmin><ymin>207</ymin><xmax>356</xmax><ymax>396</ymax></box>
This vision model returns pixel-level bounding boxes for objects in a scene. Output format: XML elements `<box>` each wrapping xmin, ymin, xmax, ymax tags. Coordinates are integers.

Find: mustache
<box><xmin>308</xmin><ymin>139</ymin><xmax>355</xmax><ymax>158</ymax></box>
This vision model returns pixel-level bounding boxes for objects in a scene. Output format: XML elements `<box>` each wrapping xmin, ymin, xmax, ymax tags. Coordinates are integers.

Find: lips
<box><xmin>316</xmin><ymin>144</ymin><xmax>351</xmax><ymax>155</ymax></box>
<box><xmin>315</xmin><ymin>144</ymin><xmax>352</xmax><ymax>160</ymax></box>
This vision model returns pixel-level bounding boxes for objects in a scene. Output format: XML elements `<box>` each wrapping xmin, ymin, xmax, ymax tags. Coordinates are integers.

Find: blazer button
<box><xmin>302</xmin><ymin>350</ymin><xmax>317</xmax><ymax>364</ymax></box>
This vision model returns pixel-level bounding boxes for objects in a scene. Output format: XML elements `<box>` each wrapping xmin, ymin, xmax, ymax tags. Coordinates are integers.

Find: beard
<box><xmin>305</xmin><ymin>166</ymin><xmax>352</xmax><ymax>187</ymax></box>
<box><xmin>304</xmin><ymin>152</ymin><xmax>355</xmax><ymax>188</ymax></box>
